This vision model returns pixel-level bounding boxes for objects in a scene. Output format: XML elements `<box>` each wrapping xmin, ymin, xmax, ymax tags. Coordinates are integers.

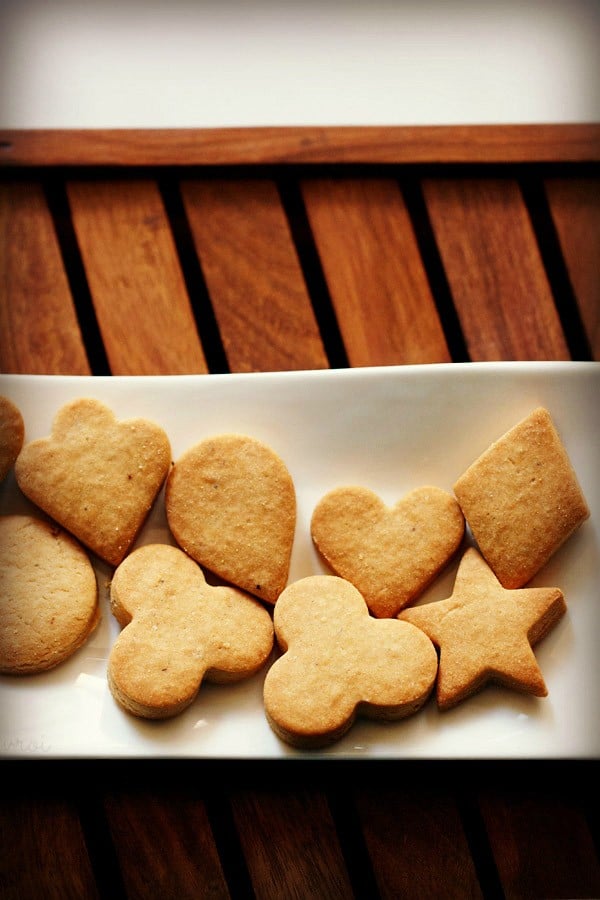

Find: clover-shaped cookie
<box><xmin>311</xmin><ymin>485</ymin><xmax>464</xmax><ymax>617</ymax></box>
<box><xmin>399</xmin><ymin>548</ymin><xmax>566</xmax><ymax>709</ymax></box>
<box><xmin>15</xmin><ymin>398</ymin><xmax>171</xmax><ymax>565</ymax></box>
<box><xmin>263</xmin><ymin>575</ymin><xmax>438</xmax><ymax>748</ymax></box>
<box><xmin>108</xmin><ymin>543</ymin><xmax>274</xmax><ymax>719</ymax></box>
<box><xmin>166</xmin><ymin>434</ymin><xmax>296</xmax><ymax>604</ymax></box>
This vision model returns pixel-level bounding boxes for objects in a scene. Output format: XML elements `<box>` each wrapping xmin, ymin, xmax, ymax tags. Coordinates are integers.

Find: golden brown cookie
<box><xmin>399</xmin><ymin>548</ymin><xmax>566</xmax><ymax>710</ymax></box>
<box><xmin>0</xmin><ymin>515</ymin><xmax>99</xmax><ymax>674</ymax></box>
<box><xmin>108</xmin><ymin>543</ymin><xmax>274</xmax><ymax>719</ymax></box>
<box><xmin>310</xmin><ymin>485</ymin><xmax>464</xmax><ymax>617</ymax></box>
<box><xmin>0</xmin><ymin>396</ymin><xmax>25</xmax><ymax>482</ymax></box>
<box><xmin>165</xmin><ymin>434</ymin><xmax>296</xmax><ymax>604</ymax></box>
<box><xmin>453</xmin><ymin>407</ymin><xmax>589</xmax><ymax>589</ymax></box>
<box><xmin>15</xmin><ymin>398</ymin><xmax>171</xmax><ymax>566</ymax></box>
<box><xmin>263</xmin><ymin>575</ymin><xmax>438</xmax><ymax>748</ymax></box>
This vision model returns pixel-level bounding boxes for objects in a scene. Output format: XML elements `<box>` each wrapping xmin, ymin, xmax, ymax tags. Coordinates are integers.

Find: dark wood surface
<box><xmin>1</xmin><ymin>126</ymin><xmax>599</xmax><ymax>899</ymax></box>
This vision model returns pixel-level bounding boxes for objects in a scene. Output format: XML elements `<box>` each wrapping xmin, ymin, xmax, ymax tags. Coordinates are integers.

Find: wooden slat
<box><xmin>1</xmin><ymin>124</ymin><xmax>599</xmax><ymax>166</ymax></box>
<box><xmin>302</xmin><ymin>178</ymin><xmax>450</xmax><ymax>366</ymax></box>
<box><xmin>104</xmin><ymin>792</ymin><xmax>230</xmax><ymax>899</ymax></box>
<box><xmin>67</xmin><ymin>180</ymin><xmax>208</xmax><ymax>375</ymax></box>
<box><xmin>354</xmin><ymin>788</ymin><xmax>483</xmax><ymax>899</ymax></box>
<box><xmin>181</xmin><ymin>178</ymin><xmax>328</xmax><ymax>372</ymax></box>
<box><xmin>0</xmin><ymin>182</ymin><xmax>90</xmax><ymax>374</ymax></box>
<box><xmin>422</xmin><ymin>178</ymin><xmax>570</xmax><ymax>360</ymax></box>
<box><xmin>545</xmin><ymin>177</ymin><xmax>600</xmax><ymax>359</ymax></box>
<box><xmin>479</xmin><ymin>789</ymin><xmax>600</xmax><ymax>899</ymax></box>
<box><xmin>230</xmin><ymin>789</ymin><xmax>353</xmax><ymax>899</ymax></box>
<box><xmin>0</xmin><ymin>798</ymin><xmax>99</xmax><ymax>900</ymax></box>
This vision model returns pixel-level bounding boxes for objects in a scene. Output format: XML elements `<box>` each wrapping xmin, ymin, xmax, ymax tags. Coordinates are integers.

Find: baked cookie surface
<box><xmin>108</xmin><ymin>543</ymin><xmax>274</xmax><ymax>719</ymax></box>
<box><xmin>166</xmin><ymin>434</ymin><xmax>296</xmax><ymax>604</ymax></box>
<box><xmin>263</xmin><ymin>575</ymin><xmax>438</xmax><ymax>748</ymax></box>
<box><xmin>15</xmin><ymin>398</ymin><xmax>171</xmax><ymax>566</ymax></box>
<box><xmin>0</xmin><ymin>515</ymin><xmax>99</xmax><ymax>674</ymax></box>
<box><xmin>311</xmin><ymin>485</ymin><xmax>464</xmax><ymax>617</ymax></box>
<box><xmin>453</xmin><ymin>407</ymin><xmax>589</xmax><ymax>588</ymax></box>
<box><xmin>399</xmin><ymin>548</ymin><xmax>566</xmax><ymax>710</ymax></box>
<box><xmin>0</xmin><ymin>396</ymin><xmax>25</xmax><ymax>482</ymax></box>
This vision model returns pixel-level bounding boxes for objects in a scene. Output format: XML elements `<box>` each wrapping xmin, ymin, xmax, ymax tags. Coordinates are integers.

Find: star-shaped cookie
<box><xmin>399</xmin><ymin>548</ymin><xmax>566</xmax><ymax>710</ymax></box>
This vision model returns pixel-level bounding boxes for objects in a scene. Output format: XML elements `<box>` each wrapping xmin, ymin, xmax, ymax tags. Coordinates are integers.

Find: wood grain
<box><xmin>1</xmin><ymin>124</ymin><xmax>599</xmax><ymax>166</ymax></box>
<box><xmin>0</xmin><ymin>798</ymin><xmax>99</xmax><ymax>900</ymax></box>
<box><xmin>422</xmin><ymin>178</ymin><xmax>570</xmax><ymax>360</ymax></box>
<box><xmin>479</xmin><ymin>790</ymin><xmax>600</xmax><ymax>899</ymax></box>
<box><xmin>104</xmin><ymin>792</ymin><xmax>229</xmax><ymax>900</ymax></box>
<box><xmin>302</xmin><ymin>178</ymin><xmax>450</xmax><ymax>366</ymax></box>
<box><xmin>354</xmin><ymin>788</ymin><xmax>483</xmax><ymax>900</ymax></box>
<box><xmin>0</xmin><ymin>182</ymin><xmax>90</xmax><ymax>374</ymax></box>
<box><xmin>67</xmin><ymin>180</ymin><xmax>208</xmax><ymax>375</ymax></box>
<box><xmin>230</xmin><ymin>789</ymin><xmax>353</xmax><ymax>899</ymax></box>
<box><xmin>181</xmin><ymin>178</ymin><xmax>328</xmax><ymax>372</ymax></box>
<box><xmin>545</xmin><ymin>177</ymin><xmax>600</xmax><ymax>359</ymax></box>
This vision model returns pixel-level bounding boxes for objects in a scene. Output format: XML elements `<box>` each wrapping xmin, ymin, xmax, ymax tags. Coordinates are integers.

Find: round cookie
<box><xmin>0</xmin><ymin>396</ymin><xmax>25</xmax><ymax>482</ymax></box>
<box><xmin>0</xmin><ymin>515</ymin><xmax>99</xmax><ymax>674</ymax></box>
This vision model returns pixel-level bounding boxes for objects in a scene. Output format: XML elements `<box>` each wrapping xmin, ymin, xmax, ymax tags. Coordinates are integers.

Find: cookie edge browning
<box><xmin>0</xmin><ymin>396</ymin><xmax>25</xmax><ymax>483</ymax></box>
<box><xmin>0</xmin><ymin>515</ymin><xmax>100</xmax><ymax>675</ymax></box>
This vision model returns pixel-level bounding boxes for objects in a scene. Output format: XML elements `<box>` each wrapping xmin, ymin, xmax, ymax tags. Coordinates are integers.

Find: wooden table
<box><xmin>1</xmin><ymin>125</ymin><xmax>599</xmax><ymax>899</ymax></box>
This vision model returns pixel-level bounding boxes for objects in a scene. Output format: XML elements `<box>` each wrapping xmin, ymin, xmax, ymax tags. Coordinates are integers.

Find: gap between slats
<box><xmin>43</xmin><ymin>179</ymin><xmax>111</xmax><ymax>375</ymax></box>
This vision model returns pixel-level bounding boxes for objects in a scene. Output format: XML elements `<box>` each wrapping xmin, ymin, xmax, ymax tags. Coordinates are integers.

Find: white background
<box><xmin>1</xmin><ymin>0</ymin><xmax>599</xmax><ymax>128</ymax></box>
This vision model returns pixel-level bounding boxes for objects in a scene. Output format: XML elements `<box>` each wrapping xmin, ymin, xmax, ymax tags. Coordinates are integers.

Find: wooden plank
<box><xmin>479</xmin><ymin>789</ymin><xmax>600</xmax><ymax>899</ymax></box>
<box><xmin>0</xmin><ymin>798</ymin><xmax>99</xmax><ymax>900</ymax></box>
<box><xmin>545</xmin><ymin>177</ymin><xmax>600</xmax><ymax>359</ymax></box>
<box><xmin>181</xmin><ymin>178</ymin><xmax>328</xmax><ymax>372</ymax></box>
<box><xmin>302</xmin><ymin>178</ymin><xmax>450</xmax><ymax>366</ymax></box>
<box><xmin>1</xmin><ymin>125</ymin><xmax>599</xmax><ymax>166</ymax></box>
<box><xmin>422</xmin><ymin>178</ymin><xmax>570</xmax><ymax>360</ymax></box>
<box><xmin>354</xmin><ymin>788</ymin><xmax>483</xmax><ymax>900</ymax></box>
<box><xmin>104</xmin><ymin>792</ymin><xmax>230</xmax><ymax>900</ymax></box>
<box><xmin>67</xmin><ymin>180</ymin><xmax>208</xmax><ymax>375</ymax></box>
<box><xmin>0</xmin><ymin>181</ymin><xmax>90</xmax><ymax>374</ymax></box>
<box><xmin>230</xmin><ymin>789</ymin><xmax>353</xmax><ymax>899</ymax></box>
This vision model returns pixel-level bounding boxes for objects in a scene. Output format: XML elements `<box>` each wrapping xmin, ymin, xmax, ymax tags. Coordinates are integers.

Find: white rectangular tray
<box><xmin>1</xmin><ymin>363</ymin><xmax>598</xmax><ymax>759</ymax></box>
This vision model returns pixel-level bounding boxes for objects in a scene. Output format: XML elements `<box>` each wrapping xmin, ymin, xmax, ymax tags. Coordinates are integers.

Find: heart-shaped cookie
<box><xmin>15</xmin><ymin>398</ymin><xmax>171</xmax><ymax>566</ymax></box>
<box><xmin>311</xmin><ymin>485</ymin><xmax>464</xmax><ymax>617</ymax></box>
<box><xmin>263</xmin><ymin>575</ymin><xmax>438</xmax><ymax>747</ymax></box>
<box><xmin>165</xmin><ymin>434</ymin><xmax>296</xmax><ymax>604</ymax></box>
<box><xmin>108</xmin><ymin>543</ymin><xmax>274</xmax><ymax>719</ymax></box>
